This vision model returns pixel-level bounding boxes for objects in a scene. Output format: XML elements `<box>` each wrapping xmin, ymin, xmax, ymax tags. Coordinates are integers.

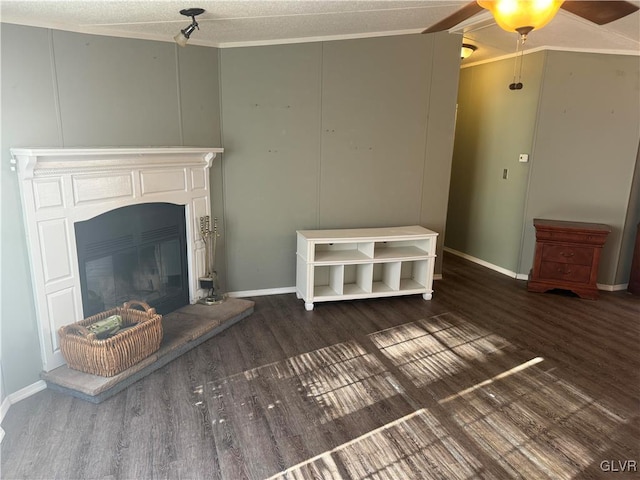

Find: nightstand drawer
<box><xmin>536</xmin><ymin>230</ymin><xmax>608</xmax><ymax>245</ymax></box>
<box><xmin>539</xmin><ymin>261</ymin><xmax>591</xmax><ymax>284</ymax></box>
<box><xmin>542</xmin><ymin>245</ymin><xmax>593</xmax><ymax>266</ymax></box>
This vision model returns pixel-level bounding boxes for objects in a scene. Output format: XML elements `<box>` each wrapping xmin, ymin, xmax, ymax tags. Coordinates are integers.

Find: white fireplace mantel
<box><xmin>11</xmin><ymin>147</ymin><xmax>223</xmax><ymax>371</ymax></box>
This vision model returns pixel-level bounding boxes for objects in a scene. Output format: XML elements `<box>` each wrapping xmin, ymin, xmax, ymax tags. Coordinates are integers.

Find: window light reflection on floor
<box><xmin>367</xmin><ymin>313</ymin><xmax>626</xmax><ymax>480</ymax></box>
<box><xmin>267</xmin><ymin>408</ymin><xmax>484</xmax><ymax>480</ymax></box>
<box><xmin>194</xmin><ymin>310</ymin><xmax>627</xmax><ymax>479</ymax></box>
<box><xmin>203</xmin><ymin>340</ymin><xmax>402</xmax><ymax>425</ymax></box>
<box><xmin>441</xmin><ymin>366</ymin><xmax>618</xmax><ymax>479</ymax></box>
<box><xmin>370</xmin><ymin>312</ymin><xmax>510</xmax><ymax>389</ymax></box>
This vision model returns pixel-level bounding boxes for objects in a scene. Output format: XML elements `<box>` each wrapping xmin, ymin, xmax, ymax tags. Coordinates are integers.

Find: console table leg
<box><xmin>304</xmin><ymin>302</ymin><xmax>314</xmax><ymax>311</ymax></box>
<box><xmin>423</xmin><ymin>292</ymin><xmax>432</xmax><ymax>300</ymax></box>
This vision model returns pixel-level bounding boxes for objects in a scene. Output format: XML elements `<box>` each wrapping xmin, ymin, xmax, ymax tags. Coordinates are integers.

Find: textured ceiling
<box><xmin>1</xmin><ymin>0</ymin><xmax>639</xmax><ymax>64</ymax></box>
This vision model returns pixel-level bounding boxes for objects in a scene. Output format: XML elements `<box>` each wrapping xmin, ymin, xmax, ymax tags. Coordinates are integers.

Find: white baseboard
<box><xmin>444</xmin><ymin>247</ymin><xmax>521</xmax><ymax>279</ymax></box>
<box><xmin>1</xmin><ymin>380</ymin><xmax>47</xmax><ymax>443</ymax></box>
<box><xmin>445</xmin><ymin>247</ymin><xmax>628</xmax><ymax>292</ymax></box>
<box><xmin>0</xmin><ymin>396</ymin><xmax>10</xmax><ymax>425</ymax></box>
<box><xmin>8</xmin><ymin>380</ymin><xmax>47</xmax><ymax>404</ymax></box>
<box><xmin>227</xmin><ymin>286</ymin><xmax>297</xmax><ymax>298</ymax></box>
<box><xmin>597</xmin><ymin>283</ymin><xmax>628</xmax><ymax>292</ymax></box>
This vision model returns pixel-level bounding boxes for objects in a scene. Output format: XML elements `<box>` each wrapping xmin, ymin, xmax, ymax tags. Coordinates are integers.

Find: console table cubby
<box><xmin>296</xmin><ymin>226</ymin><xmax>438</xmax><ymax>310</ymax></box>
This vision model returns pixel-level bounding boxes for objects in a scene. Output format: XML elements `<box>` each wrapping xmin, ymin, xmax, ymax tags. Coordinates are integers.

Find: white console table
<box><xmin>296</xmin><ymin>226</ymin><xmax>438</xmax><ymax>311</ymax></box>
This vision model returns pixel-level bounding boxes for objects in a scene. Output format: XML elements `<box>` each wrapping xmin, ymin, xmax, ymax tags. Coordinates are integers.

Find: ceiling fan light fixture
<box><xmin>478</xmin><ymin>0</ymin><xmax>564</xmax><ymax>35</ymax></box>
<box><xmin>461</xmin><ymin>43</ymin><xmax>477</xmax><ymax>59</ymax></box>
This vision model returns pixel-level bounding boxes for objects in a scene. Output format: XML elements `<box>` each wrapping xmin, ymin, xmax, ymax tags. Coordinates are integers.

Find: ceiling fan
<box><xmin>423</xmin><ymin>1</ymin><xmax>639</xmax><ymax>37</ymax></box>
<box><xmin>426</xmin><ymin>1</ymin><xmax>639</xmax><ymax>90</ymax></box>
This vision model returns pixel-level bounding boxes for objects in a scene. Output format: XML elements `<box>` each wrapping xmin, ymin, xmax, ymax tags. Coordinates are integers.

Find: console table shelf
<box><xmin>296</xmin><ymin>226</ymin><xmax>437</xmax><ymax>310</ymax></box>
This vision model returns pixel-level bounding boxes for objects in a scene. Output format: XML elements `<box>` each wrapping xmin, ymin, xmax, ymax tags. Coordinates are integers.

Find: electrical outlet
<box><xmin>519</xmin><ymin>153</ymin><xmax>529</xmax><ymax>163</ymax></box>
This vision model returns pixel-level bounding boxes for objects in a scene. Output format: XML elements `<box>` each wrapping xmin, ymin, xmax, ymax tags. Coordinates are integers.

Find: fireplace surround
<box><xmin>11</xmin><ymin>147</ymin><xmax>223</xmax><ymax>371</ymax></box>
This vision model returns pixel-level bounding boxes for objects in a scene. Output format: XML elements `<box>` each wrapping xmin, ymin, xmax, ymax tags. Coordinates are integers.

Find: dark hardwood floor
<box><xmin>2</xmin><ymin>252</ymin><xmax>639</xmax><ymax>479</ymax></box>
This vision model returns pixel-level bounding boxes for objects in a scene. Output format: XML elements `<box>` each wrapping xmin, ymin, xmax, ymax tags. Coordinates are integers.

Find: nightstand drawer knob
<box><xmin>561</xmin><ymin>252</ymin><xmax>574</xmax><ymax>257</ymax></box>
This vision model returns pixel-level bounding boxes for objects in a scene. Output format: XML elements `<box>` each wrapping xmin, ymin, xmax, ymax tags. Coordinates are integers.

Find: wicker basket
<box><xmin>58</xmin><ymin>300</ymin><xmax>163</xmax><ymax>377</ymax></box>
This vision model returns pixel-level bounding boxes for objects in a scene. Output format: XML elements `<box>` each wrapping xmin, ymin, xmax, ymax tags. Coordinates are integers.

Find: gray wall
<box><xmin>220</xmin><ymin>43</ymin><xmax>323</xmax><ymax>291</ymax></box>
<box><xmin>1</xmin><ymin>26</ymin><xmax>461</xmax><ymax>397</ymax></box>
<box><xmin>1</xmin><ymin>25</ymin><xmax>220</xmax><ymax>397</ymax></box>
<box><xmin>446</xmin><ymin>52</ymin><xmax>546</xmax><ymax>272</ymax></box>
<box><xmin>220</xmin><ymin>34</ymin><xmax>461</xmax><ymax>291</ymax></box>
<box><xmin>1</xmin><ymin>25</ymin><xmax>58</xmax><ymax>404</ymax></box>
<box><xmin>520</xmin><ymin>51</ymin><xmax>640</xmax><ymax>284</ymax></box>
<box><xmin>617</xmin><ymin>146</ymin><xmax>640</xmax><ymax>285</ymax></box>
<box><xmin>447</xmin><ymin>50</ymin><xmax>640</xmax><ymax>285</ymax></box>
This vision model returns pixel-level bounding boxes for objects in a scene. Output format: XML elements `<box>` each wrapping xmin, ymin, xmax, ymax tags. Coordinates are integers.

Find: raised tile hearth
<box><xmin>41</xmin><ymin>297</ymin><xmax>254</xmax><ymax>403</ymax></box>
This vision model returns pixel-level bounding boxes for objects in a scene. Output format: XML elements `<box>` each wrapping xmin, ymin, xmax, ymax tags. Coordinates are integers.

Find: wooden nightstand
<box><xmin>528</xmin><ymin>219</ymin><xmax>611</xmax><ymax>300</ymax></box>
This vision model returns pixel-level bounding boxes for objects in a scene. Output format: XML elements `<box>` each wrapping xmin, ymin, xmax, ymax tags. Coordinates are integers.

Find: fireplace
<box><xmin>11</xmin><ymin>147</ymin><xmax>223</xmax><ymax>371</ymax></box>
<box><xmin>75</xmin><ymin>203</ymin><xmax>189</xmax><ymax>317</ymax></box>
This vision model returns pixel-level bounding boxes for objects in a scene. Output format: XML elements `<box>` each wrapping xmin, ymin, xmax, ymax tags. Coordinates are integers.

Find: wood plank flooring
<box><xmin>2</xmin><ymin>252</ymin><xmax>639</xmax><ymax>479</ymax></box>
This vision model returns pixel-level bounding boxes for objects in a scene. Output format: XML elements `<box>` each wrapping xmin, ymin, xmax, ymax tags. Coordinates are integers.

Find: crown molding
<box><xmin>462</xmin><ymin>44</ymin><xmax>640</xmax><ymax>68</ymax></box>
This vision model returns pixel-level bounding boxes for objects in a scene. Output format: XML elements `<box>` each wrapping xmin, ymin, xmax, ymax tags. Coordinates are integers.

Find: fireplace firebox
<box><xmin>75</xmin><ymin>203</ymin><xmax>189</xmax><ymax>316</ymax></box>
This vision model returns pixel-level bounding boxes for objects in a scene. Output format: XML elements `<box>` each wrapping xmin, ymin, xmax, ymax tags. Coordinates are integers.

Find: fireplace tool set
<box><xmin>199</xmin><ymin>215</ymin><xmax>225</xmax><ymax>305</ymax></box>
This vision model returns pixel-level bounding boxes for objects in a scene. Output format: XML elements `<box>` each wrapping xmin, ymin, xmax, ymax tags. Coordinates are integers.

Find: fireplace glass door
<box><xmin>75</xmin><ymin>203</ymin><xmax>189</xmax><ymax>317</ymax></box>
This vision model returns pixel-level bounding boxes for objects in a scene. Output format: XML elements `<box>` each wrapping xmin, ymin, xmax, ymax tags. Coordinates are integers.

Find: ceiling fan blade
<box><xmin>560</xmin><ymin>0</ymin><xmax>639</xmax><ymax>25</ymax></box>
<box><xmin>422</xmin><ymin>2</ymin><xmax>484</xmax><ymax>33</ymax></box>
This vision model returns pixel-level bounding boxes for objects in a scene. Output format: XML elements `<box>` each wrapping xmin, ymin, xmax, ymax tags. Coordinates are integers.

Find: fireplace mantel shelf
<box><xmin>11</xmin><ymin>147</ymin><xmax>223</xmax><ymax>179</ymax></box>
<box><xmin>12</xmin><ymin>147</ymin><xmax>223</xmax><ymax>372</ymax></box>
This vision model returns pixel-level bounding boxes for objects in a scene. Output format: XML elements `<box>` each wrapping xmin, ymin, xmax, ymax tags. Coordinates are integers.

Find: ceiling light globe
<box><xmin>461</xmin><ymin>43</ymin><xmax>477</xmax><ymax>59</ymax></box>
<box><xmin>478</xmin><ymin>0</ymin><xmax>564</xmax><ymax>34</ymax></box>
